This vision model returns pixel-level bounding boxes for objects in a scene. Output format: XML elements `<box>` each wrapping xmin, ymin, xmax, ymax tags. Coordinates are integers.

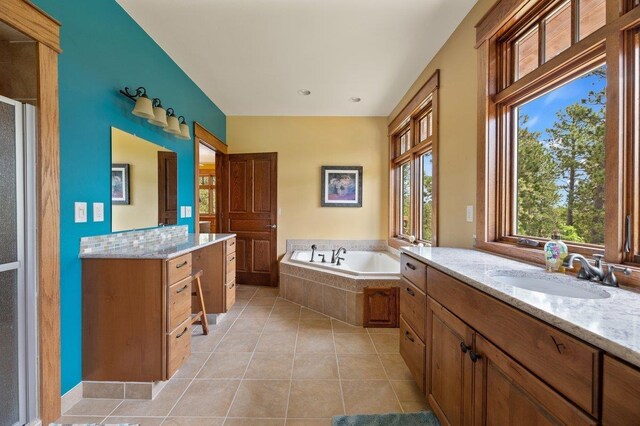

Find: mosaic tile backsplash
<box><xmin>79</xmin><ymin>225</ymin><xmax>189</xmax><ymax>255</ymax></box>
<box><xmin>286</xmin><ymin>239</ymin><xmax>389</xmax><ymax>253</ymax></box>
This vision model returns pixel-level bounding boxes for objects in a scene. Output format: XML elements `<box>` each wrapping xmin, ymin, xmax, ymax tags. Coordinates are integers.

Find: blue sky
<box><xmin>518</xmin><ymin>65</ymin><xmax>606</xmax><ymax>140</ymax></box>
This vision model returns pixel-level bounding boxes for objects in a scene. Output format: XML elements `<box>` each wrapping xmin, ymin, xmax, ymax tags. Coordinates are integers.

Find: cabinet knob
<box><xmin>405</xmin><ymin>262</ymin><xmax>417</xmax><ymax>270</ymax></box>
<box><xmin>405</xmin><ymin>287</ymin><xmax>416</xmax><ymax>297</ymax></box>
<box><xmin>460</xmin><ymin>342</ymin><xmax>471</xmax><ymax>353</ymax></box>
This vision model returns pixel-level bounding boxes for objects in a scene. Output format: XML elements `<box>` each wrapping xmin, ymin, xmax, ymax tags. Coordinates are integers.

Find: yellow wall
<box><xmin>388</xmin><ymin>0</ymin><xmax>497</xmax><ymax>248</ymax></box>
<box><xmin>227</xmin><ymin>117</ymin><xmax>388</xmax><ymax>257</ymax></box>
<box><xmin>111</xmin><ymin>127</ymin><xmax>170</xmax><ymax>232</ymax></box>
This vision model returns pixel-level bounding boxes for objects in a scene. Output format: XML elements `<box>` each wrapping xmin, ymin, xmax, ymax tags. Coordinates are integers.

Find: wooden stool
<box><xmin>191</xmin><ymin>270</ymin><xmax>209</xmax><ymax>335</ymax></box>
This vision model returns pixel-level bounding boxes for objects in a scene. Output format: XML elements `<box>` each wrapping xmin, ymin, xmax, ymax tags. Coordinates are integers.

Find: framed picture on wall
<box><xmin>321</xmin><ymin>166</ymin><xmax>363</xmax><ymax>208</ymax></box>
<box><xmin>111</xmin><ymin>163</ymin><xmax>130</xmax><ymax>205</ymax></box>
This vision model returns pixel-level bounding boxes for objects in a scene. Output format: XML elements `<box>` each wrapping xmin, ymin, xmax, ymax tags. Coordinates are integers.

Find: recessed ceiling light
<box><xmin>349</xmin><ymin>97</ymin><xmax>362</xmax><ymax>103</ymax></box>
<box><xmin>297</xmin><ymin>89</ymin><xmax>311</xmax><ymax>96</ymax></box>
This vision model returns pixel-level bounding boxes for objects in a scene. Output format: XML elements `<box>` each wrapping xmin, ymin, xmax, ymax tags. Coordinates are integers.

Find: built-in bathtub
<box><xmin>280</xmin><ymin>240</ymin><xmax>401</xmax><ymax>326</ymax></box>
<box><xmin>289</xmin><ymin>250</ymin><xmax>400</xmax><ymax>278</ymax></box>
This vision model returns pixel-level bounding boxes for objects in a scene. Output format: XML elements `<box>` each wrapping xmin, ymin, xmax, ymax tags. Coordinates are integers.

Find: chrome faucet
<box><xmin>562</xmin><ymin>253</ymin><xmax>630</xmax><ymax>287</ymax></box>
<box><xmin>331</xmin><ymin>247</ymin><xmax>347</xmax><ymax>263</ymax></box>
<box><xmin>562</xmin><ymin>253</ymin><xmax>605</xmax><ymax>281</ymax></box>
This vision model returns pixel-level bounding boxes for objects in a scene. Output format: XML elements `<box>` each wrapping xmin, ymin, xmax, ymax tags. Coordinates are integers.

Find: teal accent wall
<box><xmin>33</xmin><ymin>0</ymin><xmax>226</xmax><ymax>394</ymax></box>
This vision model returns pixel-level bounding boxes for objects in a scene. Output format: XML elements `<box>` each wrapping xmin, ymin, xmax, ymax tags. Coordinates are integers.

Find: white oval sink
<box><xmin>488</xmin><ymin>270</ymin><xmax>611</xmax><ymax>300</ymax></box>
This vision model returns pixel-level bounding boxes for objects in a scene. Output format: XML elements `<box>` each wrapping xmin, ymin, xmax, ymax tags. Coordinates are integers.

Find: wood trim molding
<box><xmin>194</xmin><ymin>122</ymin><xmax>227</xmax><ymax>154</ymax></box>
<box><xmin>36</xmin><ymin>43</ymin><xmax>61</xmax><ymax>425</ymax></box>
<box><xmin>0</xmin><ymin>0</ymin><xmax>61</xmax><ymax>52</ymax></box>
<box><xmin>475</xmin><ymin>0</ymin><xmax>533</xmax><ymax>46</ymax></box>
<box><xmin>389</xmin><ymin>70</ymin><xmax>440</xmax><ymax>134</ymax></box>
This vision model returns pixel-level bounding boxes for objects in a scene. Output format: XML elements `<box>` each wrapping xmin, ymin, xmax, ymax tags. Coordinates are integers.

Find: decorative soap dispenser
<box><xmin>544</xmin><ymin>233</ymin><xmax>568</xmax><ymax>272</ymax></box>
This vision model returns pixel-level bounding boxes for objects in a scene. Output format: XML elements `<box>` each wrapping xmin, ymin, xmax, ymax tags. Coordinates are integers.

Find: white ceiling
<box><xmin>117</xmin><ymin>0</ymin><xmax>477</xmax><ymax>116</ymax></box>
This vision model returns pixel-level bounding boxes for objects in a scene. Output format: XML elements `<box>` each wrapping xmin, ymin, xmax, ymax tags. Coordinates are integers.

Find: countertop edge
<box><xmin>401</xmin><ymin>248</ymin><xmax>640</xmax><ymax>369</ymax></box>
<box><xmin>79</xmin><ymin>233</ymin><xmax>236</xmax><ymax>260</ymax></box>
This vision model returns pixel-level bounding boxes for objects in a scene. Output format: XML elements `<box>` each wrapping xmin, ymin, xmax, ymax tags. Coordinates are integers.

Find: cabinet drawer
<box><xmin>400</xmin><ymin>316</ymin><xmax>425</xmax><ymax>393</ymax></box>
<box><xmin>226</xmin><ymin>238</ymin><xmax>236</xmax><ymax>254</ymax></box>
<box><xmin>400</xmin><ymin>253</ymin><xmax>427</xmax><ymax>292</ymax></box>
<box><xmin>226</xmin><ymin>252</ymin><xmax>236</xmax><ymax>284</ymax></box>
<box><xmin>226</xmin><ymin>280</ymin><xmax>236</xmax><ymax>311</ymax></box>
<box><xmin>167</xmin><ymin>253</ymin><xmax>192</xmax><ymax>284</ymax></box>
<box><xmin>167</xmin><ymin>317</ymin><xmax>191</xmax><ymax>378</ymax></box>
<box><xmin>168</xmin><ymin>277</ymin><xmax>192</xmax><ymax>331</ymax></box>
<box><xmin>399</xmin><ymin>278</ymin><xmax>425</xmax><ymax>339</ymax></box>
<box><xmin>428</xmin><ymin>267</ymin><xmax>600</xmax><ymax>416</ymax></box>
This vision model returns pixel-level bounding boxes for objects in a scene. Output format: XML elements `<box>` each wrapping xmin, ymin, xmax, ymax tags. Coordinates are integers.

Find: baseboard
<box><xmin>60</xmin><ymin>382</ymin><xmax>83</xmax><ymax>415</ymax></box>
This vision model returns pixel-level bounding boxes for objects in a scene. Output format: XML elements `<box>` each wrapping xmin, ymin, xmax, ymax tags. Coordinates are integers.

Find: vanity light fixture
<box><xmin>177</xmin><ymin>116</ymin><xmax>191</xmax><ymax>140</ymax></box>
<box><xmin>119</xmin><ymin>86</ymin><xmax>191</xmax><ymax>140</ymax></box>
<box><xmin>148</xmin><ymin>98</ymin><xmax>168</xmax><ymax>127</ymax></box>
<box><xmin>120</xmin><ymin>87</ymin><xmax>155</xmax><ymax>119</ymax></box>
<box><xmin>163</xmin><ymin>108</ymin><xmax>182</xmax><ymax>135</ymax></box>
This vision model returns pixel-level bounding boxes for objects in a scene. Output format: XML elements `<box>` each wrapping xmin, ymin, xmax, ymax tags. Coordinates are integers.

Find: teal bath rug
<box><xmin>333</xmin><ymin>411</ymin><xmax>439</xmax><ymax>426</ymax></box>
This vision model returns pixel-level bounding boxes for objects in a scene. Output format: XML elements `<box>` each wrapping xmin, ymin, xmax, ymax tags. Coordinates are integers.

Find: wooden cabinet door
<box><xmin>602</xmin><ymin>355</ymin><xmax>640</xmax><ymax>425</ymax></box>
<box><xmin>426</xmin><ymin>297</ymin><xmax>474</xmax><ymax>426</ymax></box>
<box><xmin>473</xmin><ymin>334</ymin><xmax>596</xmax><ymax>426</ymax></box>
<box><xmin>363</xmin><ymin>287</ymin><xmax>399</xmax><ymax>327</ymax></box>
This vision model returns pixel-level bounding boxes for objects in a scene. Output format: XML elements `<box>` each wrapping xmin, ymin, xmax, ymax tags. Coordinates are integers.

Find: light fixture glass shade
<box><xmin>148</xmin><ymin>106</ymin><xmax>168</xmax><ymax>127</ymax></box>
<box><xmin>177</xmin><ymin>122</ymin><xmax>191</xmax><ymax>140</ymax></box>
<box><xmin>164</xmin><ymin>115</ymin><xmax>181</xmax><ymax>135</ymax></box>
<box><xmin>131</xmin><ymin>96</ymin><xmax>155</xmax><ymax>119</ymax></box>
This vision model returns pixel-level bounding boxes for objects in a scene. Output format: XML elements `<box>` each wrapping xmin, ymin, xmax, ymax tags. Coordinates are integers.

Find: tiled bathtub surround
<box><xmin>80</xmin><ymin>225</ymin><xmax>188</xmax><ymax>255</ymax></box>
<box><xmin>286</xmin><ymin>239</ymin><xmax>389</xmax><ymax>253</ymax></box>
<box><xmin>281</xmin><ymin>241</ymin><xmax>401</xmax><ymax>326</ymax></box>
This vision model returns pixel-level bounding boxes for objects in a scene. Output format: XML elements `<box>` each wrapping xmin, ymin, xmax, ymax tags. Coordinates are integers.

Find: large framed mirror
<box><xmin>111</xmin><ymin>127</ymin><xmax>178</xmax><ymax>232</ymax></box>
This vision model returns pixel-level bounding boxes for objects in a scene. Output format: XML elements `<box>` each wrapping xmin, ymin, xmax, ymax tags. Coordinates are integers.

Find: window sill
<box><xmin>475</xmin><ymin>241</ymin><xmax>640</xmax><ymax>290</ymax></box>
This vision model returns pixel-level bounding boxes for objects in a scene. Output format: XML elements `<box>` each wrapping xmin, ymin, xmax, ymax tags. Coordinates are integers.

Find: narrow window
<box><xmin>420</xmin><ymin>152</ymin><xmax>433</xmax><ymax>243</ymax></box>
<box><xmin>544</xmin><ymin>1</ymin><xmax>572</xmax><ymax>62</ymax></box>
<box><xmin>400</xmin><ymin>162</ymin><xmax>412</xmax><ymax>235</ymax></box>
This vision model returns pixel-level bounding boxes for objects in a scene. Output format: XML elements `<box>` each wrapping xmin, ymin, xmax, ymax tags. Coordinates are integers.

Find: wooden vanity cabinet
<box><xmin>602</xmin><ymin>355</ymin><xmax>640</xmax><ymax>424</ymax></box>
<box><xmin>399</xmin><ymin>253</ymin><xmax>428</xmax><ymax>392</ymax></box>
<box><xmin>191</xmin><ymin>237</ymin><xmax>236</xmax><ymax>315</ymax></box>
<box><xmin>426</xmin><ymin>298</ymin><xmax>474</xmax><ymax>425</ymax></box>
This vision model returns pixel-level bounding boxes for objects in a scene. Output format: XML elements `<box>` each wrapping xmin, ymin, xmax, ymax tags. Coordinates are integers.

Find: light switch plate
<box><xmin>93</xmin><ymin>202</ymin><xmax>104</xmax><ymax>222</ymax></box>
<box><xmin>466</xmin><ymin>205</ymin><xmax>474</xmax><ymax>223</ymax></box>
<box><xmin>180</xmin><ymin>206</ymin><xmax>186</xmax><ymax>218</ymax></box>
<box><xmin>186</xmin><ymin>206</ymin><xmax>192</xmax><ymax>218</ymax></box>
<box><xmin>75</xmin><ymin>202</ymin><xmax>87</xmax><ymax>223</ymax></box>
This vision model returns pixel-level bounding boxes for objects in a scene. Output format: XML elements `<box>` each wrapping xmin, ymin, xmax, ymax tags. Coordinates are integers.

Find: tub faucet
<box><xmin>562</xmin><ymin>253</ymin><xmax>605</xmax><ymax>282</ymax></box>
<box><xmin>331</xmin><ymin>247</ymin><xmax>347</xmax><ymax>263</ymax></box>
<box><xmin>310</xmin><ymin>244</ymin><xmax>317</xmax><ymax>262</ymax></box>
<box><xmin>336</xmin><ymin>256</ymin><xmax>345</xmax><ymax>266</ymax></box>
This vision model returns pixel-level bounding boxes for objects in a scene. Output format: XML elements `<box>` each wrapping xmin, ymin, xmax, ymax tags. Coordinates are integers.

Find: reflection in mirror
<box><xmin>111</xmin><ymin>127</ymin><xmax>178</xmax><ymax>232</ymax></box>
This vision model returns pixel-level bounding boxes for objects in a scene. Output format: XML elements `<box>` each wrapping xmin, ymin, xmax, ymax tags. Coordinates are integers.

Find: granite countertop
<box><xmin>80</xmin><ymin>233</ymin><xmax>236</xmax><ymax>260</ymax></box>
<box><xmin>401</xmin><ymin>246</ymin><xmax>640</xmax><ymax>368</ymax></box>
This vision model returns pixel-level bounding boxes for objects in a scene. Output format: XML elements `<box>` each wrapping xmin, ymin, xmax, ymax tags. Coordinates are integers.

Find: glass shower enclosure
<box><xmin>0</xmin><ymin>95</ymin><xmax>38</xmax><ymax>426</ymax></box>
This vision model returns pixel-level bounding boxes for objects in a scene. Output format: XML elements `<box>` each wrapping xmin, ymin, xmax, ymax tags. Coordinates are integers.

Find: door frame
<box><xmin>194</xmin><ymin>122</ymin><xmax>227</xmax><ymax>233</ymax></box>
<box><xmin>0</xmin><ymin>1</ymin><xmax>62</xmax><ymax>424</ymax></box>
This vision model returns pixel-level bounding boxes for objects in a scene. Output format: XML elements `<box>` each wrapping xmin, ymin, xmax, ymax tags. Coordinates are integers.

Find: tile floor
<box><xmin>56</xmin><ymin>285</ymin><xmax>428</xmax><ymax>425</ymax></box>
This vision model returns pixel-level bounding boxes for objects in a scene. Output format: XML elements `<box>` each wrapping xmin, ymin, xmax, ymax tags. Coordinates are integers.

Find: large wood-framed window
<box><xmin>477</xmin><ymin>0</ymin><xmax>640</xmax><ymax>287</ymax></box>
<box><xmin>389</xmin><ymin>71</ymin><xmax>439</xmax><ymax>248</ymax></box>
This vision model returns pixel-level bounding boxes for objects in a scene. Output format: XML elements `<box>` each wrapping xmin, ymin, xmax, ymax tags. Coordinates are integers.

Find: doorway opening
<box><xmin>198</xmin><ymin>143</ymin><xmax>217</xmax><ymax>232</ymax></box>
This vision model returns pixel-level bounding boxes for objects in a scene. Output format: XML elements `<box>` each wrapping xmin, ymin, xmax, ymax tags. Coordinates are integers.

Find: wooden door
<box><xmin>158</xmin><ymin>151</ymin><xmax>178</xmax><ymax>226</ymax></box>
<box><xmin>363</xmin><ymin>287</ymin><xmax>399</xmax><ymax>327</ymax></box>
<box><xmin>222</xmin><ymin>153</ymin><xmax>278</xmax><ymax>286</ymax></box>
<box><xmin>426</xmin><ymin>297</ymin><xmax>474</xmax><ymax>426</ymax></box>
<box><xmin>473</xmin><ymin>334</ymin><xmax>596</xmax><ymax>426</ymax></box>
